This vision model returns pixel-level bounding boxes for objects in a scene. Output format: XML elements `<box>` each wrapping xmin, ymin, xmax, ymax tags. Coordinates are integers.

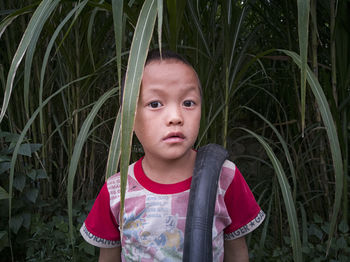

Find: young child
<box><xmin>80</xmin><ymin>49</ymin><xmax>265</xmax><ymax>261</ymax></box>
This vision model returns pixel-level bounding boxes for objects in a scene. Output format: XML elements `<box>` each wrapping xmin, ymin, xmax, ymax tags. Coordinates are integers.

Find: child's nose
<box><xmin>167</xmin><ymin>106</ymin><xmax>183</xmax><ymax>126</ymax></box>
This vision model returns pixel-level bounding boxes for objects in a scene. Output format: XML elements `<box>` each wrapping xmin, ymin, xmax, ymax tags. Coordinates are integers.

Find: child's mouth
<box><xmin>163</xmin><ymin>132</ymin><xmax>185</xmax><ymax>142</ymax></box>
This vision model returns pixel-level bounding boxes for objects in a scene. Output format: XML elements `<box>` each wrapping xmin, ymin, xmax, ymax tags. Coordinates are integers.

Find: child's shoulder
<box><xmin>106</xmin><ymin>160</ymin><xmax>139</xmax><ymax>184</ymax></box>
<box><xmin>222</xmin><ymin>159</ymin><xmax>236</xmax><ymax>170</ymax></box>
<box><xmin>103</xmin><ymin>160</ymin><xmax>140</xmax><ymax>202</ymax></box>
<box><xmin>219</xmin><ymin>159</ymin><xmax>241</xmax><ymax>185</ymax></box>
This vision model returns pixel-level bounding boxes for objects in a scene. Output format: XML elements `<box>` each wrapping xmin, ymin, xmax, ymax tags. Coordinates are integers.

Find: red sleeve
<box><xmin>224</xmin><ymin>167</ymin><xmax>264</xmax><ymax>237</ymax></box>
<box><xmin>80</xmin><ymin>183</ymin><xmax>120</xmax><ymax>247</ymax></box>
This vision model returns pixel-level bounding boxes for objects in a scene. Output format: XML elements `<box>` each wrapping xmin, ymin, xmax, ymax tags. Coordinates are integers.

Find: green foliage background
<box><xmin>0</xmin><ymin>0</ymin><xmax>349</xmax><ymax>261</ymax></box>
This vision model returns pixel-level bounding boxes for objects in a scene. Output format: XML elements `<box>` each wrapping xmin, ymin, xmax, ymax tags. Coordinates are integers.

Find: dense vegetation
<box><xmin>0</xmin><ymin>0</ymin><xmax>349</xmax><ymax>261</ymax></box>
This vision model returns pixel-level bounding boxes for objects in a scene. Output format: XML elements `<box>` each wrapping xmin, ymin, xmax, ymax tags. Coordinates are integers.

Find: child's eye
<box><xmin>148</xmin><ymin>101</ymin><xmax>162</xmax><ymax>108</ymax></box>
<box><xmin>183</xmin><ymin>100</ymin><xmax>195</xmax><ymax>107</ymax></box>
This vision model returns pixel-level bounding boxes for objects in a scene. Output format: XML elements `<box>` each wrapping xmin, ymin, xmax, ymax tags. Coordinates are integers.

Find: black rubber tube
<box><xmin>183</xmin><ymin>144</ymin><xmax>229</xmax><ymax>262</ymax></box>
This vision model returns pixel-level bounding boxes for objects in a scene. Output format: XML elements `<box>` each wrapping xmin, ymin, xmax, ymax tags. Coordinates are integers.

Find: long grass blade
<box><xmin>87</xmin><ymin>1</ymin><xmax>102</xmax><ymax>71</ymax></box>
<box><xmin>119</xmin><ymin>0</ymin><xmax>158</xmax><ymax>230</ymax></box>
<box><xmin>8</xmin><ymin>74</ymin><xmax>92</xmax><ymax>250</ymax></box>
<box><xmin>240</xmin><ymin>127</ymin><xmax>302</xmax><ymax>262</ymax></box>
<box><xmin>166</xmin><ymin>0</ymin><xmax>185</xmax><ymax>51</ymax></box>
<box><xmin>0</xmin><ymin>0</ymin><xmax>56</xmax><ymax>123</ymax></box>
<box><xmin>228</xmin><ymin>5</ymin><xmax>247</xmax><ymax>72</ymax></box>
<box><xmin>67</xmin><ymin>87</ymin><xmax>118</xmax><ymax>246</ymax></box>
<box><xmin>229</xmin><ymin>25</ymin><xmax>262</xmax><ymax>91</ymax></box>
<box><xmin>297</xmin><ymin>0</ymin><xmax>310</xmax><ymax>135</ymax></box>
<box><xmin>105</xmin><ymin>109</ymin><xmax>122</xmax><ymax>180</ymax></box>
<box><xmin>256</xmin><ymin>192</ymin><xmax>273</xmax><ymax>262</ymax></box>
<box><xmin>231</xmin><ymin>49</ymin><xmax>275</xmax><ymax>92</ymax></box>
<box><xmin>52</xmin><ymin>1</ymin><xmax>90</xmax><ymax>56</ymax></box>
<box><xmin>186</xmin><ymin>0</ymin><xmax>210</xmax><ymax>57</ymax></box>
<box><xmin>242</xmin><ymin>106</ymin><xmax>297</xmax><ymax>199</ymax></box>
<box><xmin>0</xmin><ymin>186</ymin><xmax>9</xmax><ymax>200</ymax></box>
<box><xmin>39</xmin><ymin>0</ymin><xmax>88</xmax><ymax>138</ymax></box>
<box><xmin>0</xmin><ymin>4</ymin><xmax>36</xmax><ymax>39</ymax></box>
<box><xmin>112</xmin><ymin>0</ymin><xmax>124</xmax><ymax>88</ymax></box>
<box><xmin>299</xmin><ymin>201</ymin><xmax>308</xmax><ymax>247</ymax></box>
<box><xmin>166</xmin><ymin>0</ymin><xmax>177</xmax><ymax>50</ymax></box>
<box><xmin>157</xmin><ymin>0</ymin><xmax>163</xmax><ymax>52</ymax></box>
<box><xmin>281</xmin><ymin>49</ymin><xmax>344</xmax><ymax>253</ymax></box>
<box><xmin>50</xmin><ymin>113</ymin><xmax>69</xmax><ymax>156</ymax></box>
<box><xmin>24</xmin><ymin>0</ymin><xmax>60</xmax><ymax>118</ymax></box>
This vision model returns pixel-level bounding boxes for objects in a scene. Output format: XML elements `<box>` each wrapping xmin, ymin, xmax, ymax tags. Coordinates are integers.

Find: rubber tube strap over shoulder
<box><xmin>183</xmin><ymin>144</ymin><xmax>229</xmax><ymax>262</ymax></box>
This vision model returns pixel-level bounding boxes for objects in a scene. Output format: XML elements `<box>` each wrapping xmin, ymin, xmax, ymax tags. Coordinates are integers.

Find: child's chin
<box><xmin>162</xmin><ymin>148</ymin><xmax>194</xmax><ymax>160</ymax></box>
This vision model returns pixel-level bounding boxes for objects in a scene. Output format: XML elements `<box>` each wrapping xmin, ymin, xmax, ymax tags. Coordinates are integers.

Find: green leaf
<box><xmin>309</xmin><ymin>224</ymin><xmax>323</xmax><ymax>240</ymax></box>
<box><xmin>17</xmin><ymin>143</ymin><xmax>31</xmax><ymax>156</ymax></box>
<box><xmin>186</xmin><ymin>0</ymin><xmax>210</xmax><ymax>56</ymax></box>
<box><xmin>297</xmin><ymin>0</ymin><xmax>310</xmax><ymax>135</ymax></box>
<box><xmin>4</xmin><ymin>132</ymin><xmax>20</xmax><ymax>143</ymax></box>
<box><xmin>0</xmin><ymin>131</ymin><xmax>13</xmax><ymax>139</ymax></box>
<box><xmin>0</xmin><ymin>14</ymin><xmax>21</xmax><ymax>39</ymax></box>
<box><xmin>105</xmin><ymin>110</ymin><xmax>122</xmax><ymax>180</ymax></box>
<box><xmin>119</xmin><ymin>0</ymin><xmax>158</xmax><ymax>230</ymax></box>
<box><xmin>8</xmin><ymin>74</ymin><xmax>93</xmax><ymax>237</ymax></box>
<box><xmin>22</xmin><ymin>212</ymin><xmax>31</xmax><ymax>229</ymax></box>
<box><xmin>242</xmin><ymin>106</ymin><xmax>297</xmax><ymax>199</ymax></box>
<box><xmin>321</xmin><ymin>224</ymin><xmax>330</xmax><ymax>234</ymax></box>
<box><xmin>313</xmin><ymin>213</ymin><xmax>323</xmax><ymax>224</ymax></box>
<box><xmin>29</xmin><ymin>144</ymin><xmax>42</xmax><ymax>154</ymax></box>
<box><xmin>0</xmin><ymin>186</ymin><xmax>9</xmax><ymax>200</ymax></box>
<box><xmin>27</xmin><ymin>170</ymin><xmax>36</xmax><ymax>180</ymax></box>
<box><xmin>13</xmin><ymin>175</ymin><xmax>26</xmax><ymax>192</ymax></box>
<box><xmin>25</xmin><ymin>188</ymin><xmax>39</xmax><ymax>203</ymax></box>
<box><xmin>336</xmin><ymin>236</ymin><xmax>347</xmax><ymax>249</ymax></box>
<box><xmin>240</xmin><ymin>127</ymin><xmax>302</xmax><ymax>262</ymax></box>
<box><xmin>10</xmin><ymin>215</ymin><xmax>23</xmax><ymax>234</ymax></box>
<box><xmin>0</xmin><ymin>231</ymin><xmax>9</xmax><ymax>251</ymax></box>
<box><xmin>112</xmin><ymin>0</ymin><xmax>124</xmax><ymax>89</ymax></box>
<box><xmin>339</xmin><ymin>220</ymin><xmax>349</xmax><ymax>234</ymax></box>
<box><xmin>67</xmin><ymin>87</ymin><xmax>118</xmax><ymax>245</ymax></box>
<box><xmin>36</xmin><ymin>169</ymin><xmax>48</xmax><ymax>179</ymax></box>
<box><xmin>23</xmin><ymin>0</ymin><xmax>59</xmax><ymax>117</ymax></box>
<box><xmin>78</xmin><ymin>241</ymin><xmax>95</xmax><ymax>256</ymax></box>
<box><xmin>0</xmin><ymin>0</ymin><xmax>60</xmax><ymax>122</ymax></box>
<box><xmin>280</xmin><ymin>49</ymin><xmax>344</xmax><ymax>253</ymax></box>
<box><xmin>87</xmin><ymin>1</ymin><xmax>99</xmax><ymax>71</ymax></box>
<box><xmin>166</xmin><ymin>0</ymin><xmax>185</xmax><ymax>51</ymax></box>
<box><xmin>0</xmin><ymin>155</ymin><xmax>11</xmax><ymax>162</ymax></box>
<box><xmin>0</xmin><ymin>162</ymin><xmax>10</xmax><ymax>175</ymax></box>
<box><xmin>256</xmin><ymin>192</ymin><xmax>273</xmax><ymax>262</ymax></box>
<box><xmin>299</xmin><ymin>202</ymin><xmax>308</xmax><ymax>246</ymax></box>
<box><xmin>0</xmin><ymin>5</ymin><xmax>34</xmax><ymax>39</ymax></box>
<box><xmin>38</xmin><ymin>0</ymin><xmax>89</xmax><ymax>141</ymax></box>
<box><xmin>157</xmin><ymin>0</ymin><xmax>163</xmax><ymax>52</ymax></box>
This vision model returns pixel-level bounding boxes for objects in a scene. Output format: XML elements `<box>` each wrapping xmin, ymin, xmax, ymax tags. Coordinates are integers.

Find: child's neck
<box><xmin>142</xmin><ymin>150</ymin><xmax>196</xmax><ymax>184</ymax></box>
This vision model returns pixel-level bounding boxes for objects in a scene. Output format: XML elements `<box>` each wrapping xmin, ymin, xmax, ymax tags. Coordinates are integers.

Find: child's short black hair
<box><xmin>145</xmin><ymin>49</ymin><xmax>193</xmax><ymax>67</ymax></box>
<box><xmin>120</xmin><ymin>49</ymin><xmax>202</xmax><ymax>105</ymax></box>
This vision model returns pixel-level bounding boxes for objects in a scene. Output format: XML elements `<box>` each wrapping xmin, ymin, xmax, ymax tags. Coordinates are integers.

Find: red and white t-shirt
<box><xmin>80</xmin><ymin>158</ymin><xmax>265</xmax><ymax>261</ymax></box>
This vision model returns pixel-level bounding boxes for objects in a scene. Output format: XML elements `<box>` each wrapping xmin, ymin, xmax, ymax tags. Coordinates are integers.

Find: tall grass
<box><xmin>0</xmin><ymin>0</ymin><xmax>348</xmax><ymax>260</ymax></box>
<box><xmin>118</xmin><ymin>0</ymin><xmax>158</xmax><ymax>234</ymax></box>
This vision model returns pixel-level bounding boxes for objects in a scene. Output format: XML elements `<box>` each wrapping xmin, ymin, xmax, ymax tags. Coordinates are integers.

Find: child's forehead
<box><xmin>143</xmin><ymin>59</ymin><xmax>199</xmax><ymax>79</ymax></box>
<box><xmin>141</xmin><ymin>59</ymin><xmax>202</xmax><ymax>97</ymax></box>
<box><xmin>142</xmin><ymin>60</ymin><xmax>199</xmax><ymax>85</ymax></box>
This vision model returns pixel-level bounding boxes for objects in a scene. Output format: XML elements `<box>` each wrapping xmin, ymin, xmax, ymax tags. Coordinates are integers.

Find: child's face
<box><xmin>134</xmin><ymin>60</ymin><xmax>201</xmax><ymax>161</ymax></box>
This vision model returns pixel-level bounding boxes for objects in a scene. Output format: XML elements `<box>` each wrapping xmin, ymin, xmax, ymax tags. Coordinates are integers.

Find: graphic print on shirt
<box><xmin>122</xmin><ymin>194</ymin><xmax>184</xmax><ymax>260</ymax></box>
